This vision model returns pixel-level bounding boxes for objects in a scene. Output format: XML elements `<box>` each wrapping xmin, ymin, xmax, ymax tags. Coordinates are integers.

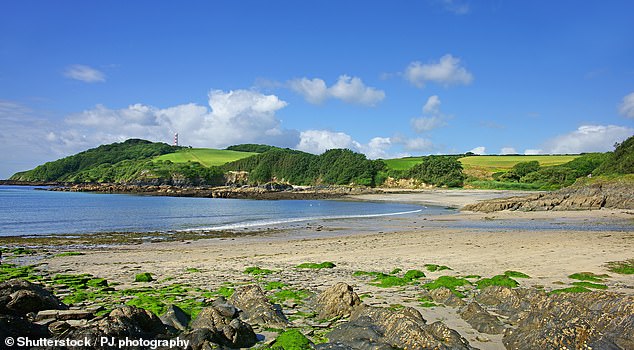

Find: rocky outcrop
<box><xmin>229</xmin><ymin>285</ymin><xmax>289</xmax><ymax>328</ymax></box>
<box><xmin>502</xmin><ymin>291</ymin><xmax>634</xmax><ymax>350</ymax></box>
<box><xmin>48</xmin><ymin>183</ymin><xmax>379</xmax><ymax>200</ymax></box>
<box><xmin>188</xmin><ymin>299</ymin><xmax>258</xmax><ymax>349</ymax></box>
<box><xmin>322</xmin><ymin>305</ymin><xmax>474</xmax><ymax>349</ymax></box>
<box><xmin>458</xmin><ymin>302</ymin><xmax>505</xmax><ymax>334</ymax></box>
<box><xmin>315</xmin><ymin>283</ymin><xmax>361</xmax><ymax>320</ymax></box>
<box><xmin>463</xmin><ymin>180</ymin><xmax>634</xmax><ymax>212</ymax></box>
<box><xmin>0</xmin><ymin>280</ymin><xmax>67</xmax><ymax>316</ymax></box>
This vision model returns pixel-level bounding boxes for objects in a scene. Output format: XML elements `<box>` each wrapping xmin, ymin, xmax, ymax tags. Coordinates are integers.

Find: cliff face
<box><xmin>463</xmin><ymin>179</ymin><xmax>634</xmax><ymax>212</ymax></box>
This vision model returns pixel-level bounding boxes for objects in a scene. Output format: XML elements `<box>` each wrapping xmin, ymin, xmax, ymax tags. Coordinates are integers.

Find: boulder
<box><xmin>502</xmin><ymin>291</ymin><xmax>634</xmax><ymax>350</ymax></box>
<box><xmin>229</xmin><ymin>285</ymin><xmax>289</xmax><ymax>328</ymax></box>
<box><xmin>429</xmin><ymin>287</ymin><xmax>465</xmax><ymax>307</ymax></box>
<box><xmin>458</xmin><ymin>302</ymin><xmax>505</xmax><ymax>334</ymax></box>
<box><xmin>0</xmin><ymin>279</ymin><xmax>67</xmax><ymax>316</ymax></box>
<box><xmin>323</xmin><ymin>305</ymin><xmax>474</xmax><ymax>349</ymax></box>
<box><xmin>187</xmin><ymin>298</ymin><xmax>257</xmax><ymax>349</ymax></box>
<box><xmin>315</xmin><ymin>282</ymin><xmax>361</xmax><ymax>320</ymax></box>
<box><xmin>160</xmin><ymin>304</ymin><xmax>190</xmax><ymax>331</ymax></box>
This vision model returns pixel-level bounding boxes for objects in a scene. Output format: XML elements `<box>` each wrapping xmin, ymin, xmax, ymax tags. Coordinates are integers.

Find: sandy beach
<box><xmin>26</xmin><ymin>190</ymin><xmax>632</xmax><ymax>349</ymax></box>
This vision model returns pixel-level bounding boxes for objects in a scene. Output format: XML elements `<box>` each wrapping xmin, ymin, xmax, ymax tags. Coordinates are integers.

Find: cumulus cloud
<box><xmin>524</xmin><ymin>149</ymin><xmax>543</xmax><ymax>155</ymax></box>
<box><xmin>404</xmin><ymin>137</ymin><xmax>434</xmax><ymax>152</ymax></box>
<box><xmin>404</xmin><ymin>54</ymin><xmax>473</xmax><ymax>88</ymax></box>
<box><xmin>411</xmin><ymin>116</ymin><xmax>445</xmax><ymax>133</ymax></box>
<box><xmin>296</xmin><ymin>130</ymin><xmax>394</xmax><ymax>159</ymax></box>
<box><xmin>500</xmin><ymin>147</ymin><xmax>517</xmax><ymax>155</ymax></box>
<box><xmin>64</xmin><ymin>64</ymin><xmax>106</xmax><ymax>83</ymax></box>
<box><xmin>619</xmin><ymin>92</ymin><xmax>634</xmax><ymax>118</ymax></box>
<box><xmin>65</xmin><ymin>90</ymin><xmax>299</xmax><ymax>149</ymax></box>
<box><xmin>411</xmin><ymin>95</ymin><xmax>448</xmax><ymax>133</ymax></box>
<box><xmin>469</xmin><ymin>146</ymin><xmax>486</xmax><ymax>155</ymax></box>
<box><xmin>296</xmin><ymin>130</ymin><xmax>356</xmax><ymax>154</ymax></box>
<box><xmin>289</xmin><ymin>75</ymin><xmax>385</xmax><ymax>106</ymax></box>
<box><xmin>542</xmin><ymin>125</ymin><xmax>633</xmax><ymax>154</ymax></box>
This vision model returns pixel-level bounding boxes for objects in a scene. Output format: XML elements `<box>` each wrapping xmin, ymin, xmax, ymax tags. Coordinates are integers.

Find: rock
<box><xmin>229</xmin><ymin>285</ymin><xmax>289</xmax><ymax>328</ymax></box>
<box><xmin>180</xmin><ymin>328</ymin><xmax>217</xmax><ymax>350</ymax></box>
<box><xmin>160</xmin><ymin>304</ymin><xmax>190</xmax><ymax>331</ymax></box>
<box><xmin>62</xmin><ymin>306</ymin><xmax>169</xmax><ymax>348</ymax></box>
<box><xmin>502</xmin><ymin>291</ymin><xmax>634</xmax><ymax>350</ymax></box>
<box><xmin>219</xmin><ymin>318</ymin><xmax>258</xmax><ymax>348</ymax></box>
<box><xmin>0</xmin><ymin>313</ymin><xmax>49</xmax><ymax>339</ymax></box>
<box><xmin>35</xmin><ymin>309</ymin><xmax>93</xmax><ymax>321</ymax></box>
<box><xmin>323</xmin><ymin>305</ymin><xmax>474</xmax><ymax>349</ymax></box>
<box><xmin>475</xmin><ymin>286</ymin><xmax>542</xmax><ymax>318</ymax></box>
<box><xmin>190</xmin><ymin>305</ymin><xmax>230</xmax><ymax>330</ymax></box>
<box><xmin>0</xmin><ymin>279</ymin><xmax>67</xmax><ymax>316</ymax></box>
<box><xmin>49</xmin><ymin>320</ymin><xmax>72</xmax><ymax>335</ymax></box>
<box><xmin>463</xmin><ymin>180</ymin><xmax>634</xmax><ymax>212</ymax></box>
<box><xmin>429</xmin><ymin>287</ymin><xmax>466</xmax><ymax>307</ymax></box>
<box><xmin>212</xmin><ymin>296</ymin><xmax>238</xmax><ymax>318</ymax></box>
<box><xmin>458</xmin><ymin>302</ymin><xmax>505</xmax><ymax>334</ymax></box>
<box><xmin>315</xmin><ymin>282</ymin><xmax>361</xmax><ymax>320</ymax></box>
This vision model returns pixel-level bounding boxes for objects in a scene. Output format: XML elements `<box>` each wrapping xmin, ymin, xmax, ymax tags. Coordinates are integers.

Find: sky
<box><xmin>1</xmin><ymin>0</ymin><xmax>633</xmax><ymax>179</ymax></box>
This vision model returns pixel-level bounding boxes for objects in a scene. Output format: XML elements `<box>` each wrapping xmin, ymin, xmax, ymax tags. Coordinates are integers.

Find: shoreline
<box><xmin>2</xmin><ymin>189</ymin><xmax>633</xmax><ymax>349</ymax></box>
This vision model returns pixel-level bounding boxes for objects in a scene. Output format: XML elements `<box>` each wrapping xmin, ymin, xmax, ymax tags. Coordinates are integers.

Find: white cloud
<box><xmin>440</xmin><ymin>0</ymin><xmax>470</xmax><ymax>15</ymax></box>
<box><xmin>404</xmin><ymin>54</ymin><xmax>473</xmax><ymax>88</ymax></box>
<box><xmin>500</xmin><ymin>147</ymin><xmax>517</xmax><ymax>155</ymax></box>
<box><xmin>359</xmin><ymin>137</ymin><xmax>392</xmax><ymax>159</ymax></box>
<box><xmin>411</xmin><ymin>116</ymin><xmax>445</xmax><ymax>133</ymax></box>
<box><xmin>64</xmin><ymin>89</ymin><xmax>300</xmax><ymax>150</ymax></box>
<box><xmin>469</xmin><ymin>146</ymin><xmax>486</xmax><ymax>155</ymax></box>
<box><xmin>296</xmin><ymin>130</ymin><xmax>356</xmax><ymax>154</ymax></box>
<box><xmin>289</xmin><ymin>75</ymin><xmax>385</xmax><ymax>106</ymax></box>
<box><xmin>296</xmin><ymin>130</ymin><xmax>394</xmax><ymax>159</ymax></box>
<box><xmin>404</xmin><ymin>137</ymin><xmax>434</xmax><ymax>152</ymax></box>
<box><xmin>619</xmin><ymin>92</ymin><xmax>634</xmax><ymax>118</ymax></box>
<box><xmin>64</xmin><ymin>64</ymin><xmax>106</xmax><ymax>83</ymax></box>
<box><xmin>524</xmin><ymin>149</ymin><xmax>543</xmax><ymax>155</ymax></box>
<box><xmin>411</xmin><ymin>95</ymin><xmax>448</xmax><ymax>133</ymax></box>
<box><xmin>542</xmin><ymin>125</ymin><xmax>633</xmax><ymax>154</ymax></box>
<box><xmin>422</xmin><ymin>95</ymin><xmax>441</xmax><ymax>114</ymax></box>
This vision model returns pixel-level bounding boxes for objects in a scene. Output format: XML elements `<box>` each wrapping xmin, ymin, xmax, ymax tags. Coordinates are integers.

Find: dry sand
<box><xmin>42</xmin><ymin>191</ymin><xmax>634</xmax><ymax>350</ymax></box>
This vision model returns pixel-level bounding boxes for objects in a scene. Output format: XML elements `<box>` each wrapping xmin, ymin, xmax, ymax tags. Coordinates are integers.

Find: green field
<box><xmin>154</xmin><ymin>148</ymin><xmax>257</xmax><ymax>167</ymax></box>
<box><xmin>382</xmin><ymin>157</ymin><xmax>426</xmax><ymax>170</ymax></box>
<box><xmin>384</xmin><ymin>155</ymin><xmax>580</xmax><ymax>172</ymax></box>
<box><xmin>459</xmin><ymin>155</ymin><xmax>580</xmax><ymax>172</ymax></box>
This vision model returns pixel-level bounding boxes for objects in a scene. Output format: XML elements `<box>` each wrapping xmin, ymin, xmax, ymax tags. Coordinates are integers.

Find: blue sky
<box><xmin>1</xmin><ymin>0</ymin><xmax>633</xmax><ymax>178</ymax></box>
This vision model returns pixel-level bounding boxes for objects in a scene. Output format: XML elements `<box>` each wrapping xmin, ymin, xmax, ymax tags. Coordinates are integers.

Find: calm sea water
<box><xmin>0</xmin><ymin>186</ymin><xmax>435</xmax><ymax>236</ymax></box>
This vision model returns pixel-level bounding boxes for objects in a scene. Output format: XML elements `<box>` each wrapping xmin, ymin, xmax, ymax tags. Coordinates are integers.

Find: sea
<box><xmin>0</xmin><ymin>185</ymin><xmax>435</xmax><ymax>237</ymax></box>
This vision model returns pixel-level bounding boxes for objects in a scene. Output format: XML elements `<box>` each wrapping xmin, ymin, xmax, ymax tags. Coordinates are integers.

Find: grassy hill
<box><xmin>384</xmin><ymin>154</ymin><xmax>580</xmax><ymax>172</ymax></box>
<box><xmin>154</xmin><ymin>148</ymin><xmax>257</xmax><ymax>167</ymax></box>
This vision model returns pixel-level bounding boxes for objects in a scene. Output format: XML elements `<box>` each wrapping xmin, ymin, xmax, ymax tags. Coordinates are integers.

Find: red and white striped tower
<box><xmin>173</xmin><ymin>133</ymin><xmax>179</xmax><ymax>146</ymax></box>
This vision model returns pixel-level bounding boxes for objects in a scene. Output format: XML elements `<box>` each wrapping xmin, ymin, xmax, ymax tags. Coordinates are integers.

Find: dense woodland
<box><xmin>9</xmin><ymin>135</ymin><xmax>634</xmax><ymax>189</ymax></box>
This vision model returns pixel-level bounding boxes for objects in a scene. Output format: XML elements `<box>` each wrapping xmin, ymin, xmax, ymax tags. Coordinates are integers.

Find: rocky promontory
<box><xmin>45</xmin><ymin>183</ymin><xmax>381</xmax><ymax>200</ymax></box>
<box><xmin>463</xmin><ymin>179</ymin><xmax>634</xmax><ymax>212</ymax></box>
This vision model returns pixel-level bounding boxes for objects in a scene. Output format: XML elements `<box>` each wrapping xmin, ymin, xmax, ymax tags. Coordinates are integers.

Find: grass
<box><xmin>354</xmin><ymin>269</ymin><xmax>426</xmax><ymax>288</ymax></box>
<box><xmin>549</xmin><ymin>286</ymin><xmax>591</xmax><ymax>295</ymax></box>
<box><xmin>571</xmin><ymin>281</ymin><xmax>608</xmax><ymax>290</ymax></box>
<box><xmin>269</xmin><ymin>289</ymin><xmax>311</xmax><ymax>304</ymax></box>
<box><xmin>424</xmin><ymin>264</ymin><xmax>452</xmax><ymax>272</ymax></box>
<box><xmin>295</xmin><ymin>262</ymin><xmax>336</xmax><ymax>269</ymax></box>
<box><xmin>606</xmin><ymin>259</ymin><xmax>634</xmax><ymax>274</ymax></box>
<box><xmin>243</xmin><ymin>266</ymin><xmax>275</xmax><ymax>275</ymax></box>
<box><xmin>459</xmin><ymin>155</ymin><xmax>580</xmax><ymax>173</ymax></box>
<box><xmin>568</xmin><ymin>272</ymin><xmax>609</xmax><ymax>282</ymax></box>
<box><xmin>382</xmin><ymin>157</ymin><xmax>426</xmax><ymax>170</ymax></box>
<box><xmin>423</xmin><ymin>276</ymin><xmax>471</xmax><ymax>298</ymax></box>
<box><xmin>154</xmin><ymin>148</ymin><xmax>257</xmax><ymax>167</ymax></box>
<box><xmin>504</xmin><ymin>270</ymin><xmax>531</xmax><ymax>279</ymax></box>
<box><xmin>265</xmin><ymin>281</ymin><xmax>288</xmax><ymax>290</ymax></box>
<box><xmin>476</xmin><ymin>275</ymin><xmax>519</xmax><ymax>289</ymax></box>
<box><xmin>271</xmin><ymin>329</ymin><xmax>312</xmax><ymax>350</ymax></box>
<box><xmin>134</xmin><ymin>272</ymin><xmax>154</xmax><ymax>282</ymax></box>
